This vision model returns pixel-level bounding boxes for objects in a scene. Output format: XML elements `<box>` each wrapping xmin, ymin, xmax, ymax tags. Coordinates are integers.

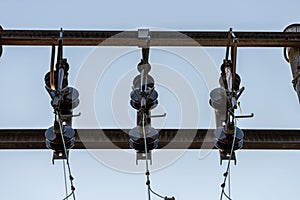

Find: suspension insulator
<box><xmin>44</xmin><ymin>68</ymin><xmax>80</xmax><ymax>114</ymax></box>
<box><xmin>214</xmin><ymin>126</ymin><xmax>244</xmax><ymax>151</ymax></box>
<box><xmin>209</xmin><ymin>88</ymin><xmax>227</xmax><ymax>127</ymax></box>
<box><xmin>132</xmin><ymin>74</ymin><xmax>155</xmax><ymax>89</ymax></box>
<box><xmin>209</xmin><ymin>88</ymin><xmax>227</xmax><ymax>111</ymax></box>
<box><xmin>58</xmin><ymin>87</ymin><xmax>80</xmax><ymax>115</ymax></box>
<box><xmin>129</xmin><ymin>126</ymin><xmax>159</xmax><ymax>152</ymax></box>
<box><xmin>45</xmin><ymin>125</ymin><xmax>76</xmax><ymax>151</ymax></box>
<box><xmin>137</xmin><ymin>62</ymin><xmax>151</xmax><ymax>73</ymax></box>
<box><xmin>130</xmin><ymin>90</ymin><xmax>158</xmax><ymax>111</ymax></box>
<box><xmin>130</xmin><ymin>74</ymin><xmax>158</xmax><ymax>110</ymax></box>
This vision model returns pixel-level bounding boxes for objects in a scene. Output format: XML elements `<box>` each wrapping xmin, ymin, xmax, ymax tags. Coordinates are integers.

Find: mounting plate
<box><xmin>136</xmin><ymin>151</ymin><xmax>152</xmax><ymax>165</ymax></box>
<box><xmin>219</xmin><ymin>150</ymin><xmax>236</xmax><ymax>165</ymax></box>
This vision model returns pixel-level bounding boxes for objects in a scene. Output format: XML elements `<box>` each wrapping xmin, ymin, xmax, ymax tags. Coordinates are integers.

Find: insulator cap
<box><xmin>45</xmin><ymin>125</ymin><xmax>76</xmax><ymax>150</ymax></box>
<box><xmin>214</xmin><ymin>126</ymin><xmax>244</xmax><ymax>151</ymax></box>
<box><xmin>137</xmin><ymin>61</ymin><xmax>151</xmax><ymax>73</ymax></box>
<box><xmin>58</xmin><ymin>87</ymin><xmax>80</xmax><ymax>114</ymax></box>
<box><xmin>209</xmin><ymin>87</ymin><xmax>227</xmax><ymax>111</ymax></box>
<box><xmin>130</xmin><ymin>90</ymin><xmax>158</xmax><ymax>111</ymax></box>
<box><xmin>129</xmin><ymin>126</ymin><xmax>159</xmax><ymax>151</ymax></box>
<box><xmin>132</xmin><ymin>74</ymin><xmax>155</xmax><ymax>89</ymax></box>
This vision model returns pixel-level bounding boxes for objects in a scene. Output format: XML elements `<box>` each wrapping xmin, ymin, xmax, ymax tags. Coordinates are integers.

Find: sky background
<box><xmin>0</xmin><ymin>0</ymin><xmax>300</xmax><ymax>199</ymax></box>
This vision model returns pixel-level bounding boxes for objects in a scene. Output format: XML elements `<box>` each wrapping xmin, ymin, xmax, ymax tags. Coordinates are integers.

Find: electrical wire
<box><xmin>219</xmin><ymin>120</ymin><xmax>237</xmax><ymax>200</ymax></box>
<box><xmin>228</xmin><ymin>165</ymin><xmax>231</xmax><ymax>197</ymax></box>
<box><xmin>62</xmin><ymin>159</ymin><xmax>68</xmax><ymax>198</ymax></box>
<box><xmin>50</xmin><ymin>45</ymin><xmax>55</xmax><ymax>90</ymax></box>
<box><xmin>141</xmin><ymin>113</ymin><xmax>165</xmax><ymax>200</ymax></box>
<box><xmin>56</xmin><ymin>110</ymin><xmax>76</xmax><ymax>200</ymax></box>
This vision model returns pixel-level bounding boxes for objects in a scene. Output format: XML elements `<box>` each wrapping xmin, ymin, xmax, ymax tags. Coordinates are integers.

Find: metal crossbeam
<box><xmin>1</xmin><ymin>29</ymin><xmax>300</xmax><ymax>47</ymax></box>
<box><xmin>0</xmin><ymin>129</ymin><xmax>300</xmax><ymax>150</ymax></box>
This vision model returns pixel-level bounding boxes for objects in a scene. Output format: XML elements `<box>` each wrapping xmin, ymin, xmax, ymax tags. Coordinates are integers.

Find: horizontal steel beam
<box><xmin>0</xmin><ymin>129</ymin><xmax>300</xmax><ymax>150</ymax></box>
<box><xmin>1</xmin><ymin>29</ymin><xmax>300</xmax><ymax>47</ymax></box>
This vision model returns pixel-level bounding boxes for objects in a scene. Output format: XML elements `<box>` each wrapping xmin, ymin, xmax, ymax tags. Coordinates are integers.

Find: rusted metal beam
<box><xmin>1</xmin><ymin>29</ymin><xmax>300</xmax><ymax>47</ymax></box>
<box><xmin>0</xmin><ymin>129</ymin><xmax>300</xmax><ymax>149</ymax></box>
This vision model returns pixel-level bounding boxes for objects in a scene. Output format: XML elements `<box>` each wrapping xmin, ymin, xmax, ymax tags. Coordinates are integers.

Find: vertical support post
<box><xmin>283</xmin><ymin>24</ymin><xmax>300</xmax><ymax>103</ymax></box>
<box><xmin>0</xmin><ymin>26</ymin><xmax>3</xmax><ymax>58</ymax></box>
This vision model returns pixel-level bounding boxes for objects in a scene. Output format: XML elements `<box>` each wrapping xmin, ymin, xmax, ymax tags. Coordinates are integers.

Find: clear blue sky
<box><xmin>0</xmin><ymin>0</ymin><xmax>300</xmax><ymax>199</ymax></box>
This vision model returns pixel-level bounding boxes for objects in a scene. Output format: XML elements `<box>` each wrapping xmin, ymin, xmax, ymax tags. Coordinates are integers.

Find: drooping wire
<box><xmin>55</xmin><ymin>110</ymin><xmax>76</xmax><ymax>200</ymax></box>
<box><xmin>141</xmin><ymin>113</ymin><xmax>165</xmax><ymax>200</ymax></box>
<box><xmin>219</xmin><ymin>119</ymin><xmax>237</xmax><ymax>200</ymax></box>
<box><xmin>62</xmin><ymin>159</ymin><xmax>68</xmax><ymax>198</ymax></box>
<box><xmin>228</xmin><ymin>165</ymin><xmax>231</xmax><ymax>197</ymax></box>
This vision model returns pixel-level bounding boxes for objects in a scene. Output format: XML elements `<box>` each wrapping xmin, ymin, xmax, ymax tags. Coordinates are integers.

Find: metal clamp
<box><xmin>220</xmin><ymin>150</ymin><xmax>237</xmax><ymax>165</ymax></box>
<box><xmin>229</xmin><ymin>28</ymin><xmax>239</xmax><ymax>43</ymax></box>
<box><xmin>138</xmin><ymin>28</ymin><xmax>150</xmax><ymax>48</ymax></box>
<box><xmin>136</xmin><ymin>152</ymin><xmax>152</xmax><ymax>165</ymax></box>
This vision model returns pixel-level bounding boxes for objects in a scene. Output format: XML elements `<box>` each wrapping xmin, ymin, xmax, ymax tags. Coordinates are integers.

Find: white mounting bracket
<box><xmin>138</xmin><ymin>28</ymin><xmax>150</xmax><ymax>48</ymax></box>
<box><xmin>136</xmin><ymin>151</ymin><xmax>152</xmax><ymax>165</ymax></box>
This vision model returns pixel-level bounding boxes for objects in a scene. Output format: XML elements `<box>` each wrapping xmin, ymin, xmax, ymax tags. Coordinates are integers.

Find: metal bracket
<box><xmin>52</xmin><ymin>150</ymin><xmax>69</xmax><ymax>165</ymax></box>
<box><xmin>235</xmin><ymin>113</ymin><xmax>254</xmax><ymax>119</ymax></box>
<box><xmin>60</xmin><ymin>112</ymin><xmax>81</xmax><ymax>119</ymax></box>
<box><xmin>219</xmin><ymin>150</ymin><xmax>236</xmax><ymax>165</ymax></box>
<box><xmin>138</xmin><ymin>28</ymin><xmax>150</xmax><ymax>48</ymax></box>
<box><xmin>136</xmin><ymin>151</ymin><xmax>152</xmax><ymax>165</ymax></box>
<box><xmin>148</xmin><ymin>113</ymin><xmax>167</xmax><ymax>118</ymax></box>
<box><xmin>229</xmin><ymin>28</ymin><xmax>239</xmax><ymax>43</ymax></box>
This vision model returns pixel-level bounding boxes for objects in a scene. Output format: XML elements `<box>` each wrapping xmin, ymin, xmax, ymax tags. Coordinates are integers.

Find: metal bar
<box><xmin>0</xmin><ymin>129</ymin><xmax>300</xmax><ymax>149</ymax></box>
<box><xmin>2</xmin><ymin>29</ymin><xmax>300</xmax><ymax>47</ymax></box>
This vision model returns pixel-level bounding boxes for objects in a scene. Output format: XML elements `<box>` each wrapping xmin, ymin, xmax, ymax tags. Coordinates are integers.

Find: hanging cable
<box><xmin>62</xmin><ymin>160</ymin><xmax>68</xmax><ymax>199</ymax></box>
<box><xmin>228</xmin><ymin>165</ymin><xmax>231</xmax><ymax>198</ymax></box>
<box><xmin>56</xmin><ymin>110</ymin><xmax>76</xmax><ymax>200</ymax></box>
<box><xmin>142</xmin><ymin>113</ymin><xmax>162</xmax><ymax>200</ymax></box>
<box><xmin>219</xmin><ymin>120</ymin><xmax>237</xmax><ymax>200</ymax></box>
<box><xmin>142</xmin><ymin>113</ymin><xmax>171</xmax><ymax>200</ymax></box>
